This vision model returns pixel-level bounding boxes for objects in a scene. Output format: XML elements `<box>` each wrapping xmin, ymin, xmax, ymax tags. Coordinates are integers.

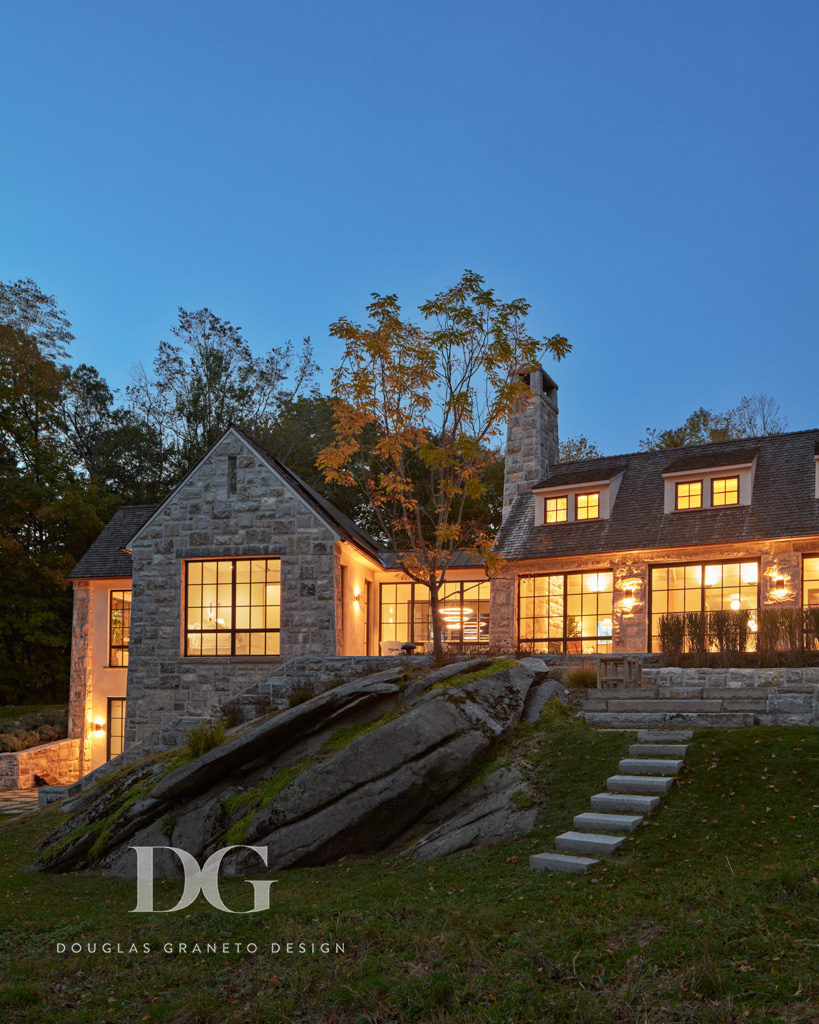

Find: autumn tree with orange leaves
<box><xmin>319</xmin><ymin>270</ymin><xmax>571</xmax><ymax>662</ymax></box>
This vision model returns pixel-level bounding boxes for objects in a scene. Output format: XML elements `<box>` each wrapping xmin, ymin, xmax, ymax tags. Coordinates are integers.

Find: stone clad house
<box><xmin>66</xmin><ymin>426</ymin><xmax>489</xmax><ymax>776</ymax></box>
<box><xmin>59</xmin><ymin>371</ymin><xmax>819</xmax><ymax>783</ymax></box>
<box><xmin>490</xmin><ymin>370</ymin><xmax>819</xmax><ymax>659</ymax></box>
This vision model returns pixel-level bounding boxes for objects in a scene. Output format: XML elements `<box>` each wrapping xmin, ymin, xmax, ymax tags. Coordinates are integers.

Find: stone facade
<box><xmin>0</xmin><ymin>738</ymin><xmax>81</xmax><ymax>790</ymax></box>
<box><xmin>490</xmin><ymin>538</ymin><xmax>819</xmax><ymax>655</ymax></box>
<box><xmin>501</xmin><ymin>369</ymin><xmax>559</xmax><ymax>519</ymax></box>
<box><xmin>68</xmin><ymin>580</ymin><xmax>93</xmax><ymax>775</ymax></box>
<box><xmin>124</xmin><ymin>432</ymin><xmax>340</xmax><ymax>746</ymax></box>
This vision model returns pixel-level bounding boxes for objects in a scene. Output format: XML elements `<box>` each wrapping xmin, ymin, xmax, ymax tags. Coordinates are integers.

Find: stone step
<box><xmin>628</xmin><ymin>743</ymin><xmax>688</xmax><ymax>758</ymax></box>
<box><xmin>584</xmin><ymin>712</ymin><xmax>754</xmax><ymax>729</ymax></box>
<box><xmin>555</xmin><ymin>831</ymin><xmax>626</xmax><ymax>857</ymax></box>
<box><xmin>607</xmin><ymin>700</ymin><xmax>722</xmax><ymax>713</ymax></box>
<box><xmin>636</xmin><ymin>729</ymin><xmax>693</xmax><ymax>742</ymax></box>
<box><xmin>618</xmin><ymin>758</ymin><xmax>683</xmax><ymax>776</ymax></box>
<box><xmin>530</xmin><ymin>852</ymin><xmax>599</xmax><ymax>874</ymax></box>
<box><xmin>573</xmin><ymin>811</ymin><xmax>643</xmax><ymax>833</ymax></box>
<box><xmin>590</xmin><ymin>791</ymin><xmax>661</xmax><ymax>814</ymax></box>
<box><xmin>606</xmin><ymin>774</ymin><xmax>675</xmax><ymax>795</ymax></box>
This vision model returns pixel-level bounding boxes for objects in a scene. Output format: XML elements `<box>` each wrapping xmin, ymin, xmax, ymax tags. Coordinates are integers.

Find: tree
<box><xmin>560</xmin><ymin>434</ymin><xmax>602</xmax><ymax>462</ymax></box>
<box><xmin>318</xmin><ymin>270</ymin><xmax>570</xmax><ymax>661</ymax></box>
<box><xmin>127</xmin><ymin>308</ymin><xmax>319</xmax><ymax>479</ymax></box>
<box><xmin>640</xmin><ymin>394</ymin><xmax>787</xmax><ymax>451</ymax></box>
<box><xmin>0</xmin><ymin>289</ymin><xmax>107</xmax><ymax>702</ymax></box>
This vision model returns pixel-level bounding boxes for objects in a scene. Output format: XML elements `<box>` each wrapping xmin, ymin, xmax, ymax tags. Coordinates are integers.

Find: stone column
<box><xmin>68</xmin><ymin>581</ymin><xmax>93</xmax><ymax>776</ymax></box>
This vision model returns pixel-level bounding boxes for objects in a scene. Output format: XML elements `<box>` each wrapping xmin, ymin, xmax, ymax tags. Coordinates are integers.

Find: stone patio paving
<box><xmin>0</xmin><ymin>788</ymin><xmax>40</xmax><ymax>820</ymax></box>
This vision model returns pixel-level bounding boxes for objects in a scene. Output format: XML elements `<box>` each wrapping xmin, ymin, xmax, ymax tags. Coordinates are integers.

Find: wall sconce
<box><xmin>774</xmin><ymin>577</ymin><xmax>786</xmax><ymax>594</ymax></box>
<box><xmin>93</xmin><ymin>720</ymin><xmax>105</xmax><ymax>735</ymax></box>
<box><xmin>353</xmin><ymin>589</ymin><xmax>360</xmax><ymax>609</ymax></box>
<box><xmin>624</xmin><ymin>589</ymin><xmax>634</xmax><ymax>601</ymax></box>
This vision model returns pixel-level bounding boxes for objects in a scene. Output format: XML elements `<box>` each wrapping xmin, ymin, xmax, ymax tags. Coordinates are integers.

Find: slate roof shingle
<box><xmin>497</xmin><ymin>429</ymin><xmax>819</xmax><ymax>562</ymax></box>
<box><xmin>68</xmin><ymin>505</ymin><xmax>158</xmax><ymax>579</ymax></box>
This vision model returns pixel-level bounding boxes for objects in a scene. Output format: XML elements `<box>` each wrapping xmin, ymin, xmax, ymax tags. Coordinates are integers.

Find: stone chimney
<box><xmin>502</xmin><ymin>368</ymin><xmax>559</xmax><ymax>520</ymax></box>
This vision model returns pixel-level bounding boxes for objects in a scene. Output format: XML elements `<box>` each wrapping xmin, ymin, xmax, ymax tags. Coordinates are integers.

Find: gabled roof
<box><xmin>233</xmin><ymin>427</ymin><xmax>383</xmax><ymax>561</ymax></box>
<box><xmin>119</xmin><ymin>425</ymin><xmax>383</xmax><ymax>563</ymax></box>
<box><xmin>68</xmin><ymin>505</ymin><xmax>158</xmax><ymax>579</ymax></box>
<box><xmin>497</xmin><ymin>429</ymin><xmax>819</xmax><ymax>561</ymax></box>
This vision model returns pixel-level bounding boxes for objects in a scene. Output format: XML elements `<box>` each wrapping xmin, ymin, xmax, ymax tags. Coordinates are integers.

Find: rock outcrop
<box><xmin>36</xmin><ymin>659</ymin><xmax>546</xmax><ymax>877</ymax></box>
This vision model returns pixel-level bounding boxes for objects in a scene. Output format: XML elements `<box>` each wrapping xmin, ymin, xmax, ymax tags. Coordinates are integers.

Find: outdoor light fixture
<box><xmin>624</xmin><ymin>589</ymin><xmax>634</xmax><ymax>601</ymax></box>
<box><xmin>93</xmin><ymin>720</ymin><xmax>105</xmax><ymax>734</ymax></box>
<box><xmin>774</xmin><ymin>577</ymin><xmax>786</xmax><ymax>593</ymax></box>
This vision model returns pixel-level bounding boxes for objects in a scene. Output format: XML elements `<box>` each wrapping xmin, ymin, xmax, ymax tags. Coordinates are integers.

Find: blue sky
<box><xmin>2</xmin><ymin>1</ymin><xmax>817</xmax><ymax>456</ymax></box>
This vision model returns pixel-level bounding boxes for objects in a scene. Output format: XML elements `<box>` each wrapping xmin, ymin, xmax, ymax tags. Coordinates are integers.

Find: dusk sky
<box><xmin>2</xmin><ymin>1</ymin><xmax>817</xmax><ymax>457</ymax></box>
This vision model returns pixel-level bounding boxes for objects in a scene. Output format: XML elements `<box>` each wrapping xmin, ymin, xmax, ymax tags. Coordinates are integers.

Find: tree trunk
<box><xmin>429</xmin><ymin>579</ymin><xmax>444</xmax><ymax>665</ymax></box>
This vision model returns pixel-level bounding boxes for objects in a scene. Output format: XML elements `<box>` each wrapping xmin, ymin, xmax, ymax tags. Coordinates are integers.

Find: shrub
<box><xmin>288</xmin><ymin>681</ymin><xmax>316</xmax><ymax>707</ymax></box>
<box><xmin>565</xmin><ymin>662</ymin><xmax>597</xmax><ymax>688</ymax></box>
<box><xmin>184</xmin><ymin>719</ymin><xmax>226</xmax><ymax>759</ymax></box>
<box><xmin>658</xmin><ymin>613</ymin><xmax>685</xmax><ymax>662</ymax></box>
<box><xmin>756</xmin><ymin>608</ymin><xmax>782</xmax><ymax>665</ymax></box>
<box><xmin>0</xmin><ymin>709</ymin><xmax>68</xmax><ymax>753</ymax></box>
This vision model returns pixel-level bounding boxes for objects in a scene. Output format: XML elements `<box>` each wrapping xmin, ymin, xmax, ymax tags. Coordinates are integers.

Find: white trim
<box><xmin>815</xmin><ymin>456</ymin><xmax>819</xmax><ymax>500</ymax></box>
<box><xmin>127</xmin><ymin>427</ymin><xmax>342</xmax><ymax>548</ymax></box>
<box><xmin>534</xmin><ymin>471</ymin><xmax>624</xmax><ymax>526</ymax></box>
<box><xmin>661</xmin><ymin>460</ymin><xmax>755</xmax><ymax>480</ymax></box>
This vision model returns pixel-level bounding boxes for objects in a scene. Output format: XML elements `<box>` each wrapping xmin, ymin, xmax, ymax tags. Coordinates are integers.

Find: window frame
<box><xmin>184</xmin><ymin>557</ymin><xmax>281</xmax><ymax>657</ymax></box>
<box><xmin>711</xmin><ymin>476</ymin><xmax>739</xmax><ymax>507</ymax></box>
<box><xmin>109</xmin><ymin>589</ymin><xmax>131</xmax><ymax>668</ymax></box>
<box><xmin>675</xmin><ymin>480</ymin><xmax>703</xmax><ymax>511</ymax></box>
<box><xmin>106</xmin><ymin>697</ymin><xmax>127</xmax><ymax>761</ymax></box>
<box><xmin>545</xmin><ymin>495</ymin><xmax>568</xmax><ymax>524</ymax></box>
<box><xmin>575</xmin><ymin>491</ymin><xmax>600</xmax><ymax>521</ymax></box>
<box><xmin>378</xmin><ymin>580</ymin><xmax>491</xmax><ymax>649</ymax></box>
<box><xmin>648</xmin><ymin>557</ymin><xmax>760</xmax><ymax>652</ymax></box>
<box><xmin>517</xmin><ymin>570</ymin><xmax>614</xmax><ymax>654</ymax></box>
<box><xmin>803</xmin><ymin>554</ymin><xmax>819</xmax><ymax>609</ymax></box>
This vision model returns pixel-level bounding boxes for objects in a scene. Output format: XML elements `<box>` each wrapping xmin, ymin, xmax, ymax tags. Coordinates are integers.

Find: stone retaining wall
<box><xmin>0</xmin><ymin>738</ymin><xmax>81</xmax><ymax>790</ymax></box>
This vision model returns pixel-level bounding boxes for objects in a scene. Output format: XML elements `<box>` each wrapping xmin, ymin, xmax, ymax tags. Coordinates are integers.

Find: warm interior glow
<box><xmin>545</xmin><ymin>495</ymin><xmax>568</xmax><ymax>524</ymax></box>
<box><xmin>712</xmin><ymin>476</ymin><xmax>739</xmax><ymax>506</ymax></box>
<box><xmin>730</xmin><ymin>598</ymin><xmax>741</xmax><ymax>611</ymax></box>
<box><xmin>676</xmin><ymin>480</ymin><xmax>702</xmax><ymax>510</ymax></box>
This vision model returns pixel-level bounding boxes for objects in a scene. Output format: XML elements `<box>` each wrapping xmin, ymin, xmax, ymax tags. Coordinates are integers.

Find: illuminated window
<box><xmin>804</xmin><ymin>557</ymin><xmax>819</xmax><ymax>608</ymax></box>
<box><xmin>107</xmin><ymin>698</ymin><xmax>126</xmax><ymax>761</ymax></box>
<box><xmin>575</xmin><ymin>492</ymin><xmax>599</xmax><ymax>520</ymax></box>
<box><xmin>545</xmin><ymin>496</ymin><xmax>568</xmax><ymax>523</ymax></box>
<box><xmin>379</xmin><ymin>580</ymin><xmax>490</xmax><ymax>648</ymax></box>
<box><xmin>675</xmin><ymin>481</ymin><xmax>702</xmax><ymax>510</ymax></box>
<box><xmin>650</xmin><ymin>560</ymin><xmax>758</xmax><ymax>651</ymax></box>
<box><xmin>109</xmin><ymin>590</ymin><xmax>131</xmax><ymax>667</ymax></box>
<box><xmin>518</xmin><ymin>571</ymin><xmax>613</xmax><ymax>654</ymax></box>
<box><xmin>185</xmin><ymin>558</ymin><xmax>280</xmax><ymax>656</ymax></box>
<box><xmin>711</xmin><ymin>477</ymin><xmax>739</xmax><ymax>506</ymax></box>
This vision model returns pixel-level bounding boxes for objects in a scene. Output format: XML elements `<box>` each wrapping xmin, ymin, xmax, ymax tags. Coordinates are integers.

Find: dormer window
<box><xmin>533</xmin><ymin>469</ymin><xmax>624</xmax><ymax>527</ymax></box>
<box><xmin>711</xmin><ymin>476</ymin><xmax>739</xmax><ymax>506</ymax></box>
<box><xmin>675</xmin><ymin>481</ymin><xmax>702</xmax><ymax>510</ymax></box>
<box><xmin>663</xmin><ymin>454</ymin><xmax>757</xmax><ymax>514</ymax></box>
<box><xmin>576</xmin><ymin>492</ymin><xmax>600</xmax><ymax>520</ymax></box>
<box><xmin>546</xmin><ymin>496</ymin><xmax>568</xmax><ymax>523</ymax></box>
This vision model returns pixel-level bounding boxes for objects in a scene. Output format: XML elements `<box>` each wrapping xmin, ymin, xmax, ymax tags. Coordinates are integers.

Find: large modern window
<box><xmin>379</xmin><ymin>580</ymin><xmax>490</xmax><ymax>649</ymax></box>
<box><xmin>185</xmin><ymin>558</ymin><xmax>281</xmax><ymax>656</ymax></box>
<box><xmin>804</xmin><ymin>557</ymin><xmax>819</xmax><ymax>608</ymax></box>
<box><xmin>649</xmin><ymin>560</ymin><xmax>759</xmax><ymax>650</ymax></box>
<box><xmin>518</xmin><ymin>571</ymin><xmax>613</xmax><ymax>654</ymax></box>
<box><xmin>109</xmin><ymin>590</ymin><xmax>131</xmax><ymax>667</ymax></box>
<box><xmin>107</xmin><ymin>698</ymin><xmax>126</xmax><ymax>761</ymax></box>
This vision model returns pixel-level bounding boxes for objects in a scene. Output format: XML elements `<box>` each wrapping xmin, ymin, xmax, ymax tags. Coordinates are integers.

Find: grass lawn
<box><xmin>1</xmin><ymin>704</ymin><xmax>818</xmax><ymax>1023</ymax></box>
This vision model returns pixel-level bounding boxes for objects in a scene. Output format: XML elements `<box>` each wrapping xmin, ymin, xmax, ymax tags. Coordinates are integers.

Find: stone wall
<box><xmin>490</xmin><ymin>538</ymin><xmax>819</xmax><ymax>655</ymax></box>
<box><xmin>502</xmin><ymin>369</ymin><xmax>559</xmax><ymax>520</ymax></box>
<box><xmin>124</xmin><ymin>432</ymin><xmax>340</xmax><ymax>747</ymax></box>
<box><xmin>68</xmin><ymin>581</ymin><xmax>93</xmax><ymax>776</ymax></box>
<box><xmin>0</xmin><ymin>738</ymin><xmax>81</xmax><ymax>790</ymax></box>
